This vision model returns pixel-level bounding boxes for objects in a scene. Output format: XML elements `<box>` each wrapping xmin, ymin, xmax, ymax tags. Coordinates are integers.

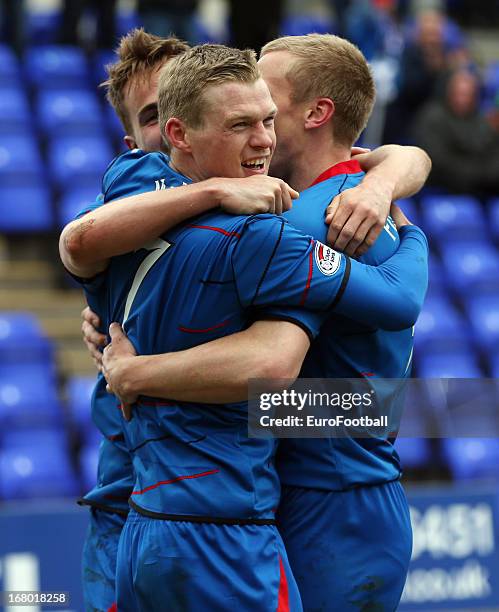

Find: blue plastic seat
<box><xmin>420</xmin><ymin>195</ymin><xmax>485</xmax><ymax>243</ymax></box>
<box><xmin>0</xmin><ymin>88</ymin><xmax>32</xmax><ymax>135</ymax></box>
<box><xmin>94</xmin><ymin>49</ymin><xmax>115</xmax><ymax>88</ymax></box>
<box><xmin>0</xmin><ymin>185</ymin><xmax>53</xmax><ymax>232</ymax></box>
<box><xmin>24</xmin><ymin>45</ymin><xmax>90</xmax><ymax>89</ymax></box>
<box><xmin>48</xmin><ymin>135</ymin><xmax>113</xmax><ymax>190</ymax></box>
<box><xmin>280</xmin><ymin>14</ymin><xmax>333</xmax><ymax>36</ymax></box>
<box><xmin>37</xmin><ymin>89</ymin><xmax>104</xmax><ymax>137</ymax></box>
<box><xmin>442</xmin><ymin>438</ymin><xmax>499</xmax><ymax>481</ymax></box>
<box><xmin>417</xmin><ymin>351</ymin><xmax>482</xmax><ymax>378</ymax></box>
<box><xmin>395</xmin><ymin>438</ymin><xmax>432</xmax><ymax>469</ymax></box>
<box><xmin>0</xmin><ymin>136</ymin><xmax>44</xmax><ymax>186</ymax></box>
<box><xmin>414</xmin><ymin>295</ymin><xmax>470</xmax><ymax>356</ymax></box>
<box><xmin>0</xmin><ymin>312</ymin><xmax>55</xmax><ymax>365</ymax></box>
<box><xmin>105</xmin><ymin>102</ymin><xmax>126</xmax><ymax>140</ymax></box>
<box><xmin>0</xmin><ymin>369</ymin><xmax>62</xmax><ymax>430</ymax></box>
<box><xmin>464</xmin><ymin>294</ymin><xmax>499</xmax><ymax>352</ymax></box>
<box><xmin>441</xmin><ymin>241</ymin><xmax>499</xmax><ymax>296</ymax></box>
<box><xmin>0</xmin><ymin>44</ymin><xmax>22</xmax><ymax>85</ymax></box>
<box><xmin>0</xmin><ymin>441</ymin><xmax>78</xmax><ymax>500</ymax></box>
<box><xmin>26</xmin><ymin>10</ymin><xmax>61</xmax><ymax>45</ymax></box>
<box><xmin>58</xmin><ymin>187</ymin><xmax>100</xmax><ymax>227</ymax></box>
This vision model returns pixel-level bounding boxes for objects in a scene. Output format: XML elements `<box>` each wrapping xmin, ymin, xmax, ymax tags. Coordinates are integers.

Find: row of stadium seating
<box><xmin>0</xmin><ymin>311</ymin><xmax>498</xmax><ymax>500</ymax></box>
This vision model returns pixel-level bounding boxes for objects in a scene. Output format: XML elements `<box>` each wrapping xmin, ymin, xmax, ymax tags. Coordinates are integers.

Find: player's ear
<box><xmin>304</xmin><ymin>97</ymin><xmax>335</xmax><ymax>130</ymax></box>
<box><xmin>165</xmin><ymin>118</ymin><xmax>192</xmax><ymax>153</ymax></box>
<box><xmin>124</xmin><ymin>134</ymin><xmax>138</xmax><ymax>150</ymax></box>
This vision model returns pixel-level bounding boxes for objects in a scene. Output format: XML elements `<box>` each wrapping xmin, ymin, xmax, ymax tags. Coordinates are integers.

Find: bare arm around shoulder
<box><xmin>327</xmin><ymin>144</ymin><xmax>431</xmax><ymax>256</ymax></box>
<box><xmin>102</xmin><ymin>320</ymin><xmax>310</xmax><ymax>414</ymax></box>
<box><xmin>59</xmin><ymin>175</ymin><xmax>298</xmax><ymax>279</ymax></box>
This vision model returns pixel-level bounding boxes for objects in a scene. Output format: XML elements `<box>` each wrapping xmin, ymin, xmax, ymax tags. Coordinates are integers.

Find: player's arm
<box><xmin>60</xmin><ymin>176</ymin><xmax>298</xmax><ymax>279</ymax></box>
<box><xmin>326</xmin><ymin>144</ymin><xmax>431</xmax><ymax>256</ymax></box>
<box><xmin>232</xmin><ymin>208</ymin><xmax>428</xmax><ymax>332</ymax></box>
<box><xmin>102</xmin><ymin>320</ymin><xmax>310</xmax><ymax>408</ymax></box>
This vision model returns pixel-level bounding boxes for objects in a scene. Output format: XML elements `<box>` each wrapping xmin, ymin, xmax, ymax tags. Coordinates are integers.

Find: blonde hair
<box><xmin>158</xmin><ymin>44</ymin><xmax>260</xmax><ymax>136</ymax></box>
<box><xmin>101</xmin><ymin>28</ymin><xmax>190</xmax><ymax>134</ymax></box>
<box><xmin>261</xmin><ymin>34</ymin><xmax>375</xmax><ymax>146</ymax></box>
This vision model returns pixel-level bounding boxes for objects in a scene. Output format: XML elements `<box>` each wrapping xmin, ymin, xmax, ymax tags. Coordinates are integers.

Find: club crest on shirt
<box><xmin>314</xmin><ymin>241</ymin><xmax>341</xmax><ymax>276</ymax></box>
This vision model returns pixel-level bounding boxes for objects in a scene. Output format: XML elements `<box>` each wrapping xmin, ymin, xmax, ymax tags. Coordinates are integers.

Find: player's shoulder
<box><xmin>102</xmin><ymin>149</ymin><xmax>184</xmax><ymax>197</ymax></box>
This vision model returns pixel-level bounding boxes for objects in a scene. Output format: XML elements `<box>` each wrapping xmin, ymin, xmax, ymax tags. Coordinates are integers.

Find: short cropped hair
<box><xmin>158</xmin><ymin>44</ymin><xmax>260</xmax><ymax>136</ymax></box>
<box><xmin>101</xmin><ymin>28</ymin><xmax>190</xmax><ymax>134</ymax></box>
<box><xmin>261</xmin><ymin>34</ymin><xmax>375</xmax><ymax>146</ymax></box>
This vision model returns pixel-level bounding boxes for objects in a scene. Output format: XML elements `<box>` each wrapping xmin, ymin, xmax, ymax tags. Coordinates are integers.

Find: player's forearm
<box><xmin>335</xmin><ymin>226</ymin><xmax>429</xmax><ymax>330</ymax></box>
<box><xmin>356</xmin><ymin>145</ymin><xmax>431</xmax><ymax>201</ymax></box>
<box><xmin>59</xmin><ymin>181</ymin><xmax>221</xmax><ymax>277</ymax></box>
<box><xmin>119</xmin><ymin>322</ymin><xmax>309</xmax><ymax>404</ymax></box>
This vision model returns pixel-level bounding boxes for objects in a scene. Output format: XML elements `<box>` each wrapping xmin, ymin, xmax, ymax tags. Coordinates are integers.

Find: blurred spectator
<box><xmin>138</xmin><ymin>0</ymin><xmax>199</xmax><ymax>44</ymax></box>
<box><xmin>0</xmin><ymin>0</ymin><xmax>25</xmax><ymax>53</ymax></box>
<box><xmin>228</xmin><ymin>0</ymin><xmax>282</xmax><ymax>52</ymax></box>
<box><xmin>414</xmin><ymin>69</ymin><xmax>499</xmax><ymax>195</ymax></box>
<box><xmin>383</xmin><ymin>8</ymin><xmax>455</xmax><ymax>143</ymax></box>
<box><xmin>60</xmin><ymin>0</ymin><xmax>117</xmax><ymax>49</ymax></box>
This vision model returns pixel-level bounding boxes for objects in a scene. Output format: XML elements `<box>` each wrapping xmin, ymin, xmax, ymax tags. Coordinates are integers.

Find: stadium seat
<box><xmin>0</xmin><ymin>44</ymin><xmax>22</xmax><ymax>85</ymax></box>
<box><xmin>420</xmin><ymin>195</ymin><xmax>485</xmax><ymax>244</ymax></box>
<box><xmin>0</xmin><ymin>441</ymin><xmax>79</xmax><ymax>500</ymax></box>
<box><xmin>48</xmin><ymin>135</ymin><xmax>113</xmax><ymax>190</ymax></box>
<box><xmin>440</xmin><ymin>241</ymin><xmax>499</xmax><ymax>296</ymax></box>
<box><xmin>0</xmin><ymin>368</ymin><xmax>63</xmax><ymax>430</ymax></box>
<box><xmin>24</xmin><ymin>45</ymin><xmax>90</xmax><ymax>89</ymax></box>
<box><xmin>58</xmin><ymin>187</ymin><xmax>100</xmax><ymax>227</ymax></box>
<box><xmin>26</xmin><ymin>10</ymin><xmax>62</xmax><ymax>45</ymax></box>
<box><xmin>280</xmin><ymin>14</ymin><xmax>334</xmax><ymax>36</ymax></box>
<box><xmin>0</xmin><ymin>135</ymin><xmax>44</xmax><ymax>186</ymax></box>
<box><xmin>37</xmin><ymin>89</ymin><xmax>105</xmax><ymax>137</ymax></box>
<box><xmin>395</xmin><ymin>437</ymin><xmax>432</xmax><ymax>469</ymax></box>
<box><xmin>416</xmin><ymin>350</ymin><xmax>482</xmax><ymax>378</ymax></box>
<box><xmin>464</xmin><ymin>294</ymin><xmax>499</xmax><ymax>352</ymax></box>
<box><xmin>442</xmin><ymin>438</ymin><xmax>499</xmax><ymax>481</ymax></box>
<box><xmin>116</xmin><ymin>9</ymin><xmax>141</xmax><ymax>38</ymax></box>
<box><xmin>105</xmin><ymin>102</ymin><xmax>125</xmax><ymax>140</ymax></box>
<box><xmin>414</xmin><ymin>295</ymin><xmax>470</xmax><ymax>356</ymax></box>
<box><xmin>0</xmin><ymin>184</ymin><xmax>53</xmax><ymax>232</ymax></box>
<box><xmin>79</xmin><ymin>443</ymin><xmax>99</xmax><ymax>491</ymax></box>
<box><xmin>0</xmin><ymin>88</ymin><xmax>32</xmax><ymax>135</ymax></box>
<box><xmin>484</xmin><ymin>61</ymin><xmax>499</xmax><ymax>102</ymax></box>
<box><xmin>0</xmin><ymin>312</ymin><xmax>55</xmax><ymax>365</ymax></box>
<box><xmin>93</xmin><ymin>49</ymin><xmax>115</xmax><ymax>89</ymax></box>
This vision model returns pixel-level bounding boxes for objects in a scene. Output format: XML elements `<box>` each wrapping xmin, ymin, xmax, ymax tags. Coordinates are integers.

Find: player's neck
<box><xmin>288</xmin><ymin>139</ymin><xmax>351</xmax><ymax>191</ymax></box>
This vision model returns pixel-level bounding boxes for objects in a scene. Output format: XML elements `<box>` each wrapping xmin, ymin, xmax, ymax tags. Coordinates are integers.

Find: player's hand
<box><xmin>324</xmin><ymin>179</ymin><xmax>391</xmax><ymax>258</ymax></box>
<box><xmin>102</xmin><ymin>323</ymin><xmax>138</xmax><ymax>421</ymax></box>
<box><xmin>81</xmin><ymin>306</ymin><xmax>107</xmax><ymax>372</ymax></box>
<box><xmin>390</xmin><ymin>203</ymin><xmax>412</xmax><ymax>228</ymax></box>
<box><xmin>217</xmin><ymin>176</ymin><xmax>299</xmax><ymax>216</ymax></box>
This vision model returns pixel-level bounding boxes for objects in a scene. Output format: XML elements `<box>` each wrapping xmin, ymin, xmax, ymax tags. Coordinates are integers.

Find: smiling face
<box><xmin>181</xmin><ymin>77</ymin><xmax>277</xmax><ymax>180</ymax></box>
<box><xmin>123</xmin><ymin>66</ymin><xmax>165</xmax><ymax>152</ymax></box>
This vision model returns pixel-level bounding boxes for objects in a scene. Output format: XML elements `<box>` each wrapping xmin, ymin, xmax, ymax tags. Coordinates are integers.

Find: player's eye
<box><xmin>263</xmin><ymin>116</ymin><xmax>275</xmax><ymax>126</ymax></box>
<box><xmin>232</xmin><ymin>122</ymin><xmax>248</xmax><ymax>129</ymax></box>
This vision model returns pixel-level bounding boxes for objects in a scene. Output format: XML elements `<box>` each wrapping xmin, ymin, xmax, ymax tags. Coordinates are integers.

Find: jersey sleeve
<box><xmin>74</xmin><ymin>192</ymin><xmax>104</xmax><ymax>219</ymax></box>
<box><xmin>334</xmin><ymin>225</ymin><xmax>429</xmax><ymax>330</ymax></box>
<box><xmin>231</xmin><ymin>215</ymin><xmax>349</xmax><ymax>337</ymax></box>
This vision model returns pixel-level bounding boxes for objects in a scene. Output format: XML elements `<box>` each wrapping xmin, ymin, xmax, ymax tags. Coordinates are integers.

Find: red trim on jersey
<box><xmin>361</xmin><ymin>372</ymin><xmax>375</xmax><ymax>377</ymax></box>
<box><xmin>179</xmin><ymin>319</ymin><xmax>231</xmax><ymax>334</ymax></box>
<box><xmin>139</xmin><ymin>400</ymin><xmax>176</xmax><ymax>407</ymax></box>
<box><xmin>277</xmin><ymin>556</ymin><xmax>290</xmax><ymax>612</ymax></box>
<box><xmin>300</xmin><ymin>240</ymin><xmax>315</xmax><ymax>306</ymax></box>
<box><xmin>310</xmin><ymin>159</ymin><xmax>363</xmax><ymax>187</ymax></box>
<box><xmin>131</xmin><ymin>469</ymin><xmax>220</xmax><ymax>495</ymax></box>
<box><xmin>107</xmin><ymin>603</ymin><xmax>117</xmax><ymax>612</ymax></box>
<box><xmin>188</xmin><ymin>224</ymin><xmax>241</xmax><ymax>238</ymax></box>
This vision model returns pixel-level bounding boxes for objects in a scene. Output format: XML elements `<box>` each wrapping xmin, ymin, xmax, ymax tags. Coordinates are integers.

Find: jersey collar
<box><xmin>309</xmin><ymin>159</ymin><xmax>362</xmax><ymax>187</ymax></box>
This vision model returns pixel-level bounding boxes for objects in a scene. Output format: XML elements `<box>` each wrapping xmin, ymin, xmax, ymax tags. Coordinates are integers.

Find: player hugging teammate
<box><xmin>60</xmin><ymin>29</ymin><xmax>430</xmax><ymax>612</ymax></box>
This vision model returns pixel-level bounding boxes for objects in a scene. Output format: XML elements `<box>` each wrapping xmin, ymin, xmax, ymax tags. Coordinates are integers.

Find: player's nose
<box><xmin>250</xmin><ymin>122</ymin><xmax>274</xmax><ymax>150</ymax></box>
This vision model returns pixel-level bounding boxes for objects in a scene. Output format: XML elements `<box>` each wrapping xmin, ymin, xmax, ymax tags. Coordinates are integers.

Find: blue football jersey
<box><xmin>76</xmin><ymin>151</ymin><xmax>428</xmax><ymax>518</ymax></box>
<box><xmin>275</xmin><ymin>160</ymin><xmax>415</xmax><ymax>490</ymax></box>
